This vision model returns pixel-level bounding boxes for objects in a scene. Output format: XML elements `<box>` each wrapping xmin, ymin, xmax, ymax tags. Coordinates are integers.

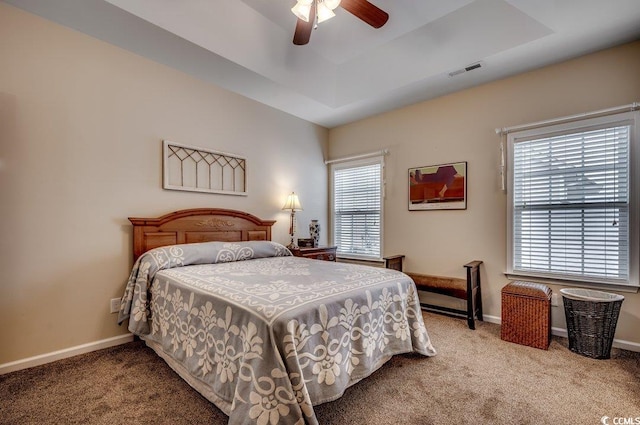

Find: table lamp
<box><xmin>282</xmin><ymin>192</ymin><xmax>303</xmax><ymax>249</ymax></box>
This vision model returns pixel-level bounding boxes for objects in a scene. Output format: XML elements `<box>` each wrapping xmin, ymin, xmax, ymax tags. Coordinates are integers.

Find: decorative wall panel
<box><xmin>163</xmin><ymin>140</ymin><xmax>247</xmax><ymax>195</ymax></box>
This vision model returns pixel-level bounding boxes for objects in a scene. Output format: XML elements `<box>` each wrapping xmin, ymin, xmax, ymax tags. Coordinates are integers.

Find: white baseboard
<box><xmin>482</xmin><ymin>314</ymin><xmax>640</xmax><ymax>353</ymax></box>
<box><xmin>3</xmin><ymin>313</ymin><xmax>638</xmax><ymax>374</ymax></box>
<box><xmin>0</xmin><ymin>333</ymin><xmax>134</xmax><ymax>375</ymax></box>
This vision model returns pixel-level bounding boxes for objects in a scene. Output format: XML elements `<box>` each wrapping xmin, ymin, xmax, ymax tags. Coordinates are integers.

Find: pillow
<box><xmin>118</xmin><ymin>241</ymin><xmax>291</xmax><ymax>332</ymax></box>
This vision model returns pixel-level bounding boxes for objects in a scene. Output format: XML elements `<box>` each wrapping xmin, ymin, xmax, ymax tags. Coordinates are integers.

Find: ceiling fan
<box><xmin>291</xmin><ymin>0</ymin><xmax>389</xmax><ymax>45</ymax></box>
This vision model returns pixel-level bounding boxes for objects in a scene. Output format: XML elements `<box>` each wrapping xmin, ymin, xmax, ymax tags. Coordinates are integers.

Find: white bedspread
<box><xmin>119</xmin><ymin>242</ymin><xmax>436</xmax><ymax>425</ymax></box>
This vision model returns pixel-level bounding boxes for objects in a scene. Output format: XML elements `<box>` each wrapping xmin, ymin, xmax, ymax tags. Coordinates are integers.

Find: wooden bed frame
<box><xmin>129</xmin><ymin>208</ymin><xmax>276</xmax><ymax>261</ymax></box>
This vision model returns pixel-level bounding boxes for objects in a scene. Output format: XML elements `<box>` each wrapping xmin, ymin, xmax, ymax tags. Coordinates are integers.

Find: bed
<box><xmin>118</xmin><ymin>208</ymin><xmax>436</xmax><ymax>425</ymax></box>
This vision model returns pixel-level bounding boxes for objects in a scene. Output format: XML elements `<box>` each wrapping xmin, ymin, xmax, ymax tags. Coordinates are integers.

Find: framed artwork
<box><xmin>408</xmin><ymin>161</ymin><xmax>467</xmax><ymax>210</ymax></box>
<box><xmin>163</xmin><ymin>140</ymin><xmax>247</xmax><ymax>196</ymax></box>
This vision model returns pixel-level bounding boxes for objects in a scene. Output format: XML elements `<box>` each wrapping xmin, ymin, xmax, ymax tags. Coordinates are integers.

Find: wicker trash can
<box><xmin>501</xmin><ymin>281</ymin><xmax>552</xmax><ymax>350</ymax></box>
<box><xmin>560</xmin><ymin>288</ymin><xmax>624</xmax><ymax>359</ymax></box>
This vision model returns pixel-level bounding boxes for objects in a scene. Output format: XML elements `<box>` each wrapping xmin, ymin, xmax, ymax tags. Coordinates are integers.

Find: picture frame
<box><xmin>163</xmin><ymin>140</ymin><xmax>247</xmax><ymax>196</ymax></box>
<box><xmin>297</xmin><ymin>238</ymin><xmax>315</xmax><ymax>248</ymax></box>
<box><xmin>408</xmin><ymin>161</ymin><xmax>467</xmax><ymax>210</ymax></box>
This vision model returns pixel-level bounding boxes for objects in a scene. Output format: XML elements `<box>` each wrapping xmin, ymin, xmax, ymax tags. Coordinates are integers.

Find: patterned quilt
<box><xmin>119</xmin><ymin>241</ymin><xmax>436</xmax><ymax>425</ymax></box>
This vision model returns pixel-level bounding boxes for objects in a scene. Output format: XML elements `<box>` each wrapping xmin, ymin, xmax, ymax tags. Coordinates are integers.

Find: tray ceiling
<box><xmin>5</xmin><ymin>0</ymin><xmax>640</xmax><ymax>127</ymax></box>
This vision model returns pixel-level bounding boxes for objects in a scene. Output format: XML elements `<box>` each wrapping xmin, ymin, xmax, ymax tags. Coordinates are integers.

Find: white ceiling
<box><xmin>5</xmin><ymin>0</ymin><xmax>640</xmax><ymax>128</ymax></box>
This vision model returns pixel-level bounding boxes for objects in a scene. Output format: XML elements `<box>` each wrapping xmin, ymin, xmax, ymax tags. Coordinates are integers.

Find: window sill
<box><xmin>504</xmin><ymin>273</ymin><xmax>639</xmax><ymax>294</ymax></box>
<box><xmin>337</xmin><ymin>255</ymin><xmax>385</xmax><ymax>267</ymax></box>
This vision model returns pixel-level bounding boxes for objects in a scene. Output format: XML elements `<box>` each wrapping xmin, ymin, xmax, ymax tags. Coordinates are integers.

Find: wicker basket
<box><xmin>560</xmin><ymin>288</ymin><xmax>624</xmax><ymax>359</ymax></box>
<box><xmin>501</xmin><ymin>281</ymin><xmax>552</xmax><ymax>350</ymax></box>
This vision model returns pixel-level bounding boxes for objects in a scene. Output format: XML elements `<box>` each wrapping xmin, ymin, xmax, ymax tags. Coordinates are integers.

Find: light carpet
<box><xmin>1</xmin><ymin>312</ymin><xmax>638</xmax><ymax>424</ymax></box>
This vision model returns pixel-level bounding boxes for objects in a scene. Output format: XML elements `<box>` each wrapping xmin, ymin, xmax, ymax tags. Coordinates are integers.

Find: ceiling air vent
<box><xmin>448</xmin><ymin>62</ymin><xmax>483</xmax><ymax>77</ymax></box>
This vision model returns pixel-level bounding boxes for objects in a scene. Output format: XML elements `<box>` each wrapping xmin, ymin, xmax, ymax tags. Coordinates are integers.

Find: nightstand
<box><xmin>290</xmin><ymin>246</ymin><xmax>337</xmax><ymax>262</ymax></box>
<box><xmin>383</xmin><ymin>255</ymin><xmax>405</xmax><ymax>272</ymax></box>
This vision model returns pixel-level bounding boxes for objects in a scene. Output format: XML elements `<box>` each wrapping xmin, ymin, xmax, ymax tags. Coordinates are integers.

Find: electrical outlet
<box><xmin>110</xmin><ymin>298</ymin><xmax>121</xmax><ymax>314</ymax></box>
<box><xmin>551</xmin><ymin>293</ymin><xmax>559</xmax><ymax>307</ymax></box>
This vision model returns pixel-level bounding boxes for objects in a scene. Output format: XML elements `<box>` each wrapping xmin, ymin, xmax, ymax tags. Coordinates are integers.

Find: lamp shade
<box><xmin>291</xmin><ymin>1</ymin><xmax>312</xmax><ymax>22</ymax></box>
<box><xmin>324</xmin><ymin>0</ymin><xmax>341</xmax><ymax>10</ymax></box>
<box><xmin>282</xmin><ymin>192</ymin><xmax>303</xmax><ymax>211</ymax></box>
<box><xmin>316</xmin><ymin>2</ymin><xmax>336</xmax><ymax>23</ymax></box>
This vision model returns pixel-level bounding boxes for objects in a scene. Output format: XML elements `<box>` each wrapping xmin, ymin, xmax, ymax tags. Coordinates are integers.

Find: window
<box><xmin>330</xmin><ymin>156</ymin><xmax>384</xmax><ymax>260</ymax></box>
<box><xmin>507</xmin><ymin>111</ymin><xmax>639</xmax><ymax>288</ymax></box>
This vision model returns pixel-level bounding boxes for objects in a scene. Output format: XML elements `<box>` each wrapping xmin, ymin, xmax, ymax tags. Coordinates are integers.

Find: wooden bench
<box><xmin>384</xmin><ymin>257</ymin><xmax>483</xmax><ymax>330</ymax></box>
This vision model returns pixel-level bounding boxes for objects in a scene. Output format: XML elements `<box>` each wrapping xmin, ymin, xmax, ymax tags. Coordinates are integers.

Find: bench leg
<box><xmin>465</xmin><ymin>266</ymin><xmax>475</xmax><ymax>330</ymax></box>
<box><xmin>466</xmin><ymin>300</ymin><xmax>476</xmax><ymax>330</ymax></box>
<box><xmin>464</xmin><ymin>261</ymin><xmax>483</xmax><ymax>330</ymax></box>
<box><xmin>476</xmin><ymin>273</ymin><xmax>484</xmax><ymax>321</ymax></box>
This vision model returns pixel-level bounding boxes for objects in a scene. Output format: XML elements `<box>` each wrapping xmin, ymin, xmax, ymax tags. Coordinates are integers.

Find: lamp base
<box><xmin>286</xmin><ymin>210</ymin><xmax>298</xmax><ymax>250</ymax></box>
<box><xmin>286</xmin><ymin>239</ymin><xmax>299</xmax><ymax>250</ymax></box>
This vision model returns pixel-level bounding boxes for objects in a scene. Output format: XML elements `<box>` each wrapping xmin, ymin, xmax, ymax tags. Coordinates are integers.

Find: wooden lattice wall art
<box><xmin>163</xmin><ymin>140</ymin><xmax>247</xmax><ymax>196</ymax></box>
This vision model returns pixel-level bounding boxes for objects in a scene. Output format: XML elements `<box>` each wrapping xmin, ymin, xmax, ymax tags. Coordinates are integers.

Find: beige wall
<box><xmin>1</xmin><ymin>3</ymin><xmax>638</xmax><ymax>366</ymax></box>
<box><xmin>329</xmin><ymin>41</ymin><xmax>640</xmax><ymax>346</ymax></box>
<box><xmin>0</xmin><ymin>4</ymin><xmax>328</xmax><ymax>364</ymax></box>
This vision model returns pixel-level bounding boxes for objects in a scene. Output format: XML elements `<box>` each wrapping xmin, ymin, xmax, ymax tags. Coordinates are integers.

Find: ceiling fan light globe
<box><xmin>323</xmin><ymin>0</ymin><xmax>341</xmax><ymax>10</ymax></box>
<box><xmin>316</xmin><ymin>2</ymin><xmax>335</xmax><ymax>23</ymax></box>
<box><xmin>291</xmin><ymin>2</ymin><xmax>311</xmax><ymax>22</ymax></box>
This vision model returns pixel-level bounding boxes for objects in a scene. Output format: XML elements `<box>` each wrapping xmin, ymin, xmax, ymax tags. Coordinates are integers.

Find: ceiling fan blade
<box><xmin>340</xmin><ymin>0</ymin><xmax>388</xmax><ymax>28</ymax></box>
<box><xmin>293</xmin><ymin>6</ymin><xmax>316</xmax><ymax>45</ymax></box>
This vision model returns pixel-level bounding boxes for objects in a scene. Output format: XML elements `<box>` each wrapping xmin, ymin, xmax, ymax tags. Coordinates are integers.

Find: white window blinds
<box><xmin>510</xmin><ymin>122</ymin><xmax>632</xmax><ymax>284</ymax></box>
<box><xmin>332</xmin><ymin>158</ymin><xmax>383</xmax><ymax>259</ymax></box>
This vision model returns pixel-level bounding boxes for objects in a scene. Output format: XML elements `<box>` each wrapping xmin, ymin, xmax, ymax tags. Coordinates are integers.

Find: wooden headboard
<box><xmin>129</xmin><ymin>208</ymin><xmax>276</xmax><ymax>261</ymax></box>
